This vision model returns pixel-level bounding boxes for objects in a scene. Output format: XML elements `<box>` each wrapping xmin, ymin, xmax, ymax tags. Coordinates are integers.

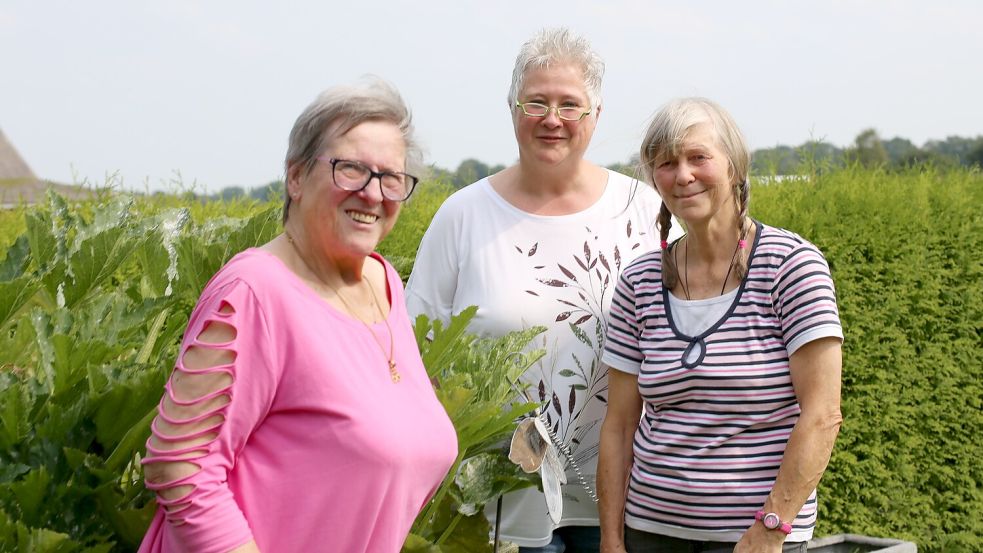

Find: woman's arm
<box><xmin>142</xmin><ymin>281</ymin><xmax>279</xmax><ymax>553</ymax></box>
<box><xmin>597</xmin><ymin>367</ymin><xmax>643</xmax><ymax>553</ymax></box>
<box><xmin>735</xmin><ymin>337</ymin><xmax>843</xmax><ymax>552</ymax></box>
<box><xmin>404</xmin><ymin>202</ymin><xmax>462</xmax><ymax>323</ymax></box>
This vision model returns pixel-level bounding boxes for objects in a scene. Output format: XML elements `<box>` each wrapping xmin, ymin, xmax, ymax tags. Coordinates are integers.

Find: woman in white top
<box><xmin>597</xmin><ymin>98</ymin><xmax>843</xmax><ymax>553</ymax></box>
<box><xmin>406</xmin><ymin>28</ymin><xmax>674</xmax><ymax>552</ymax></box>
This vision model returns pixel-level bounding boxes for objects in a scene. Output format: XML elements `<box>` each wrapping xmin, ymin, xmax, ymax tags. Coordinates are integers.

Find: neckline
<box><xmin>247</xmin><ymin>247</ymin><xmax>397</xmax><ymax>328</ymax></box>
<box><xmin>661</xmin><ymin>220</ymin><xmax>764</xmax><ymax>341</ymax></box>
<box><xmin>481</xmin><ymin>169</ymin><xmax>615</xmax><ymax>222</ymax></box>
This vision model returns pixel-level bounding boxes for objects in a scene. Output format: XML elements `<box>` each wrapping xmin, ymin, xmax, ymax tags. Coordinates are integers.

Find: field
<box><xmin>0</xmin><ymin>164</ymin><xmax>981</xmax><ymax>552</ymax></box>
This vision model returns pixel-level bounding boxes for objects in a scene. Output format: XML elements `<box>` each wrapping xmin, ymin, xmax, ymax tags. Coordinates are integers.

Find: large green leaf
<box><xmin>24</xmin><ymin>210</ymin><xmax>57</xmax><ymax>275</ymax></box>
<box><xmin>0</xmin><ymin>275</ymin><xmax>38</xmax><ymax>329</ymax></box>
<box><xmin>60</xmin><ymin>226</ymin><xmax>143</xmax><ymax>309</ymax></box>
<box><xmin>135</xmin><ymin>208</ymin><xmax>190</xmax><ymax>298</ymax></box>
<box><xmin>0</xmin><ymin>235</ymin><xmax>31</xmax><ymax>281</ymax></box>
<box><xmin>0</xmin><ymin>378</ymin><xmax>32</xmax><ymax>451</ymax></box>
<box><xmin>9</xmin><ymin>466</ymin><xmax>51</xmax><ymax>527</ymax></box>
<box><xmin>452</xmin><ymin>453</ymin><xmax>535</xmax><ymax>516</ymax></box>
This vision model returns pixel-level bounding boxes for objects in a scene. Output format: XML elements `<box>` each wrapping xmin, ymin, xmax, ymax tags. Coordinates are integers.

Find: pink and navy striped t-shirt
<box><xmin>601</xmin><ymin>223</ymin><xmax>842</xmax><ymax>542</ymax></box>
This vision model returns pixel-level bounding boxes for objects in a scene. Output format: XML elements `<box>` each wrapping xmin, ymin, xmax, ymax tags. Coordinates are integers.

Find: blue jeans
<box><xmin>518</xmin><ymin>526</ymin><xmax>601</xmax><ymax>553</ymax></box>
<box><xmin>623</xmin><ymin>527</ymin><xmax>807</xmax><ymax>552</ymax></box>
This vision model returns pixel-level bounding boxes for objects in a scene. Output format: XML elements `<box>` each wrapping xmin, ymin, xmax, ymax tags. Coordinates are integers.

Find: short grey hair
<box><xmin>283</xmin><ymin>76</ymin><xmax>422</xmax><ymax>223</ymax></box>
<box><xmin>507</xmin><ymin>27</ymin><xmax>605</xmax><ymax>111</ymax></box>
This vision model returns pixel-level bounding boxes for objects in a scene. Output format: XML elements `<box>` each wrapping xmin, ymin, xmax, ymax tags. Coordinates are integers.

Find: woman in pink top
<box><xmin>138</xmin><ymin>78</ymin><xmax>458</xmax><ymax>553</ymax></box>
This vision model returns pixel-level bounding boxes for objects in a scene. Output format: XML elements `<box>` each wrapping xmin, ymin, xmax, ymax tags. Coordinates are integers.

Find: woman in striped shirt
<box><xmin>597</xmin><ymin>98</ymin><xmax>843</xmax><ymax>553</ymax></box>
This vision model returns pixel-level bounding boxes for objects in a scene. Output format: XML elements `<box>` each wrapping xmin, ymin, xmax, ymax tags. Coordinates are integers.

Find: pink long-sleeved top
<box><xmin>138</xmin><ymin>248</ymin><xmax>457</xmax><ymax>553</ymax></box>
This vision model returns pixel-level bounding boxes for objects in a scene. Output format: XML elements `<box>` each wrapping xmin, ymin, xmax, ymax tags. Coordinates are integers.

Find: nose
<box><xmin>675</xmin><ymin>162</ymin><xmax>696</xmax><ymax>186</ymax></box>
<box><xmin>357</xmin><ymin>175</ymin><xmax>387</xmax><ymax>203</ymax></box>
<box><xmin>541</xmin><ymin>107</ymin><xmax>563</xmax><ymax>127</ymax></box>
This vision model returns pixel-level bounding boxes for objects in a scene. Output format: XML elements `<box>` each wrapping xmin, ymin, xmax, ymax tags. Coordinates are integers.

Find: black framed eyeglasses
<box><xmin>316</xmin><ymin>157</ymin><xmax>419</xmax><ymax>201</ymax></box>
<box><xmin>515</xmin><ymin>101</ymin><xmax>592</xmax><ymax>121</ymax></box>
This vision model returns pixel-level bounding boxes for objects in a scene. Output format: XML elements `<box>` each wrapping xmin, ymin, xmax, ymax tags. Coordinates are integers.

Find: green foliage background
<box><xmin>0</xmin><ymin>165</ymin><xmax>981</xmax><ymax>552</ymax></box>
<box><xmin>750</xmin><ymin>164</ymin><xmax>983</xmax><ymax>552</ymax></box>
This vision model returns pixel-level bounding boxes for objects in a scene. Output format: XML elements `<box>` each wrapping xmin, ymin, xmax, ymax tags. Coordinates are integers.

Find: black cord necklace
<box><xmin>676</xmin><ymin>235</ymin><xmax>743</xmax><ymax>300</ymax></box>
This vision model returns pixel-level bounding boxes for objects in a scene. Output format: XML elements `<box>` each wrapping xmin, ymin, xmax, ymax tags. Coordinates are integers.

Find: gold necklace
<box><xmin>284</xmin><ymin>231</ymin><xmax>400</xmax><ymax>383</ymax></box>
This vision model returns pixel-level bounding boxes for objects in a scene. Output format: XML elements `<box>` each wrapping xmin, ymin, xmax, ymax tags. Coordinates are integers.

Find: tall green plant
<box><xmin>0</xmin><ymin>192</ymin><xmax>281</xmax><ymax>551</ymax></box>
<box><xmin>404</xmin><ymin>307</ymin><xmax>542</xmax><ymax>552</ymax></box>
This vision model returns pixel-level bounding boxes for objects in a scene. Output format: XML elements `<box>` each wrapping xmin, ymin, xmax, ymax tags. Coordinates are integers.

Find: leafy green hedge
<box><xmin>752</xmin><ymin>164</ymin><xmax>983</xmax><ymax>552</ymax></box>
<box><xmin>1</xmin><ymin>165</ymin><xmax>981</xmax><ymax>552</ymax></box>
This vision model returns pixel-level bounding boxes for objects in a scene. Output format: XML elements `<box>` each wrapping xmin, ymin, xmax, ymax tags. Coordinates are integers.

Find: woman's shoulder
<box><xmin>621</xmin><ymin>246</ymin><xmax>664</xmax><ymax>281</ymax></box>
<box><xmin>196</xmin><ymin>248</ymin><xmax>290</xmax><ymax>302</ymax></box>
<box><xmin>755</xmin><ymin>222</ymin><xmax>827</xmax><ymax>258</ymax></box>
<box><xmin>438</xmin><ymin>177</ymin><xmax>494</xmax><ymax>207</ymax></box>
<box><xmin>601</xmin><ymin>169</ymin><xmax>663</xmax><ymax>215</ymax></box>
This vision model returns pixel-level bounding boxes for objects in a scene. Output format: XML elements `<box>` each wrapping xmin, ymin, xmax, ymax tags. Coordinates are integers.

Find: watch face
<box><xmin>763</xmin><ymin>513</ymin><xmax>781</xmax><ymax>529</ymax></box>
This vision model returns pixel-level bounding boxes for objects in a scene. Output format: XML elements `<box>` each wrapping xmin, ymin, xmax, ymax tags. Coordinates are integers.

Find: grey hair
<box><xmin>640</xmin><ymin>97</ymin><xmax>753</xmax><ymax>284</ymax></box>
<box><xmin>506</xmin><ymin>27</ymin><xmax>605</xmax><ymax>111</ymax></box>
<box><xmin>282</xmin><ymin>76</ymin><xmax>422</xmax><ymax>223</ymax></box>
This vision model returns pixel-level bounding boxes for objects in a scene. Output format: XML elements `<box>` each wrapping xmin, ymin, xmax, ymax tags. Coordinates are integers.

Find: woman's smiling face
<box><xmin>651</xmin><ymin>123</ymin><xmax>735</xmax><ymax>227</ymax></box>
<box><xmin>287</xmin><ymin>120</ymin><xmax>406</xmax><ymax>260</ymax></box>
<box><xmin>512</xmin><ymin>62</ymin><xmax>598</xmax><ymax>167</ymax></box>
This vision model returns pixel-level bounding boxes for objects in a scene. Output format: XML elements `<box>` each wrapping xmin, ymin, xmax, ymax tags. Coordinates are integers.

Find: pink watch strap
<box><xmin>754</xmin><ymin>510</ymin><xmax>792</xmax><ymax>534</ymax></box>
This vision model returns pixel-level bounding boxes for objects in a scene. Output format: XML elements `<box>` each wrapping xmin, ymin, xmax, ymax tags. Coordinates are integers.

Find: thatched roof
<box><xmin>0</xmin><ymin>127</ymin><xmax>94</xmax><ymax>207</ymax></box>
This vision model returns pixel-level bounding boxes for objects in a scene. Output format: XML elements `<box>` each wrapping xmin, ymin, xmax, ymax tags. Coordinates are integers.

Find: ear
<box><xmin>286</xmin><ymin>162</ymin><xmax>304</xmax><ymax>201</ymax></box>
<box><xmin>594</xmin><ymin>103</ymin><xmax>602</xmax><ymax>122</ymax></box>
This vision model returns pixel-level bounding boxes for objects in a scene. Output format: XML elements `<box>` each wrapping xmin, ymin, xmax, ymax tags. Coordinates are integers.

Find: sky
<box><xmin>2</xmin><ymin>0</ymin><xmax>981</xmax><ymax>193</ymax></box>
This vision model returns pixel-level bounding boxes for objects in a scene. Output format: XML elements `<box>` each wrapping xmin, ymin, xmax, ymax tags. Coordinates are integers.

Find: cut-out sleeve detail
<box><xmin>141</xmin><ymin>280</ymin><xmax>277</xmax><ymax>552</ymax></box>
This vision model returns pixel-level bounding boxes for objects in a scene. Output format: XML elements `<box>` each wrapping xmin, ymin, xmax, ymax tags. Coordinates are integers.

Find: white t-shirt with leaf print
<box><xmin>406</xmin><ymin>169</ymin><xmax>677</xmax><ymax>548</ymax></box>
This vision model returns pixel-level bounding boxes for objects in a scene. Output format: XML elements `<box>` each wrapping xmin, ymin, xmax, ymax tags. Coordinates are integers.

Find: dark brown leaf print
<box><xmin>558</xmin><ymin>299</ymin><xmax>580</xmax><ymax>308</ymax></box>
<box><xmin>539</xmin><ymin>381</ymin><xmax>546</xmax><ymax>402</ymax></box>
<box><xmin>599</xmin><ymin>252</ymin><xmax>610</xmax><ymax>272</ymax></box>
<box><xmin>632</xmin><ymin>242</ymin><xmax>640</xmax><ymax>250</ymax></box>
<box><xmin>595</xmin><ymin>268</ymin><xmax>602</xmax><ymax>281</ymax></box>
<box><xmin>574</xmin><ymin>313</ymin><xmax>592</xmax><ymax>325</ymax></box>
<box><xmin>614</xmin><ymin>246</ymin><xmax>622</xmax><ymax>270</ymax></box>
<box><xmin>538</xmin><ymin>279</ymin><xmax>569</xmax><ymax>287</ymax></box>
<box><xmin>589</xmin><ymin>258</ymin><xmax>597</xmax><ymax>269</ymax></box>
<box><xmin>525</xmin><ymin>290</ymin><xmax>540</xmax><ymax>296</ymax></box>
<box><xmin>528</xmin><ymin>243</ymin><xmax>538</xmax><ymax>256</ymax></box>
<box><xmin>558</xmin><ymin>264</ymin><xmax>577</xmax><ymax>281</ymax></box>
<box><xmin>555</xmin><ymin>312</ymin><xmax>572</xmax><ymax>322</ymax></box>
<box><xmin>534</xmin><ymin>265</ymin><xmax>545</xmax><ymax>269</ymax></box>
<box><xmin>604</xmin><ymin>274</ymin><xmax>609</xmax><ymax>286</ymax></box>
<box><xmin>568</xmin><ymin>386</ymin><xmax>576</xmax><ymax>413</ymax></box>
<box><xmin>583</xmin><ymin>242</ymin><xmax>591</xmax><ymax>262</ymax></box>
<box><xmin>594</xmin><ymin>393</ymin><xmax>607</xmax><ymax>404</ymax></box>
<box><xmin>578</xmin><ymin>291</ymin><xmax>588</xmax><ymax>302</ymax></box>
<box><xmin>627</xmin><ymin>219</ymin><xmax>633</xmax><ymax>237</ymax></box>
<box><xmin>515</xmin><ymin>245</ymin><xmax>523</xmax><ymax>254</ymax></box>
<box><xmin>575</xmin><ymin>256</ymin><xmax>589</xmax><ymax>271</ymax></box>
<box><xmin>552</xmin><ymin>392</ymin><xmax>562</xmax><ymax>415</ymax></box>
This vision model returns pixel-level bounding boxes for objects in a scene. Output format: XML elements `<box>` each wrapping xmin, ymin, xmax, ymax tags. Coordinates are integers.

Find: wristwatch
<box><xmin>755</xmin><ymin>510</ymin><xmax>792</xmax><ymax>534</ymax></box>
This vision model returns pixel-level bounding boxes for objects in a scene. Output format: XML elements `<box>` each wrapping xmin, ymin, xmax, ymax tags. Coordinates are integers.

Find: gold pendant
<box><xmin>389</xmin><ymin>361</ymin><xmax>401</xmax><ymax>383</ymax></box>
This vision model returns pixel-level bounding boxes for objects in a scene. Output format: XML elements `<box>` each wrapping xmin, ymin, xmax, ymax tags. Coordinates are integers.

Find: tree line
<box><xmin>206</xmin><ymin>129</ymin><xmax>983</xmax><ymax>201</ymax></box>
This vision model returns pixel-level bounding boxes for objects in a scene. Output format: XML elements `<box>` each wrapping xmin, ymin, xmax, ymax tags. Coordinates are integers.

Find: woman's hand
<box><xmin>733</xmin><ymin>523</ymin><xmax>785</xmax><ymax>553</ymax></box>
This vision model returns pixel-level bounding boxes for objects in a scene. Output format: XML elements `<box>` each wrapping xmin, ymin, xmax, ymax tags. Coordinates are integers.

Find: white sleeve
<box><xmin>405</xmin><ymin>200</ymin><xmax>462</xmax><ymax>324</ymax></box>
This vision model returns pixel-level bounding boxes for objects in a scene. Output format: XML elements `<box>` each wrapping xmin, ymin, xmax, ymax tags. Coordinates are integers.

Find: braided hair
<box><xmin>641</xmin><ymin>97</ymin><xmax>752</xmax><ymax>287</ymax></box>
